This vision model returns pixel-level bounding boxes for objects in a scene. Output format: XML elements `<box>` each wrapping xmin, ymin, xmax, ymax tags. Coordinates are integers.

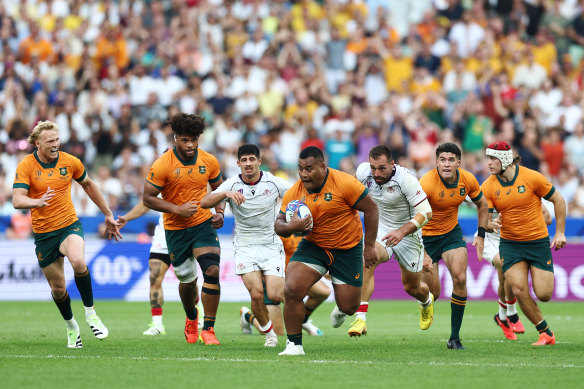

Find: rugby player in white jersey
<box><xmin>200</xmin><ymin>144</ymin><xmax>291</xmax><ymax>347</ymax></box>
<box><xmin>334</xmin><ymin>145</ymin><xmax>435</xmax><ymax>336</ymax></box>
<box><xmin>118</xmin><ymin>200</ymin><xmax>204</xmax><ymax>335</ymax></box>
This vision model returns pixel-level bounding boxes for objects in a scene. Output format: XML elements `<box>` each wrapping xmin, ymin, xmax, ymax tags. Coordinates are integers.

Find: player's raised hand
<box><xmin>473</xmin><ymin>235</ymin><xmax>484</xmax><ymax>261</ymax></box>
<box><xmin>37</xmin><ymin>186</ymin><xmax>55</xmax><ymax>207</ymax></box>
<box><xmin>225</xmin><ymin>191</ymin><xmax>245</xmax><ymax>206</ymax></box>
<box><xmin>176</xmin><ymin>201</ymin><xmax>199</xmax><ymax>217</ymax></box>
<box><xmin>550</xmin><ymin>232</ymin><xmax>567</xmax><ymax>251</ymax></box>
<box><xmin>105</xmin><ymin>215</ymin><xmax>123</xmax><ymax>242</ymax></box>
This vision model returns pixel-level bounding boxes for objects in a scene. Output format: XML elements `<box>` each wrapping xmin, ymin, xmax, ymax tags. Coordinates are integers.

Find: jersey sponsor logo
<box><xmin>439</xmin><ymin>190</ymin><xmax>445</xmax><ymax>198</ymax></box>
<box><xmin>506</xmin><ymin>189</ymin><xmax>512</xmax><ymax>195</ymax></box>
<box><xmin>37</xmin><ymin>251</ymin><xmax>43</xmax><ymax>261</ymax></box>
<box><xmin>387</xmin><ymin>187</ymin><xmax>394</xmax><ymax>193</ymax></box>
<box><xmin>150</xmin><ymin>172</ymin><xmax>155</xmax><ymax>180</ymax></box>
<box><xmin>518</xmin><ymin>185</ymin><xmax>526</xmax><ymax>193</ymax></box>
<box><xmin>263</xmin><ymin>189</ymin><xmax>271</xmax><ymax>196</ymax></box>
<box><xmin>73</xmin><ymin>228</ymin><xmax>80</xmax><ymax>232</ymax></box>
<box><xmin>174</xmin><ymin>168</ymin><xmax>180</xmax><ymax>176</ymax></box>
<box><xmin>450</xmin><ymin>191</ymin><xmax>456</xmax><ymax>197</ymax></box>
<box><xmin>59</xmin><ymin>167</ymin><xmax>67</xmax><ymax>176</ymax></box>
<box><xmin>324</xmin><ymin>193</ymin><xmax>333</xmax><ymax>202</ymax></box>
<box><xmin>199</xmin><ymin>166</ymin><xmax>206</xmax><ymax>174</ymax></box>
<box><xmin>251</xmin><ymin>189</ymin><xmax>255</xmax><ymax>195</ymax></box>
<box><xmin>36</xmin><ymin>170</ymin><xmax>42</xmax><ymax>177</ymax></box>
<box><xmin>48</xmin><ymin>170</ymin><xmax>54</xmax><ymax>177</ymax></box>
<box><xmin>460</xmin><ymin>187</ymin><xmax>466</xmax><ymax>196</ymax></box>
<box><xmin>238</xmin><ymin>189</ymin><xmax>243</xmax><ymax>194</ymax></box>
<box><xmin>313</xmin><ymin>195</ymin><xmax>318</xmax><ymax>202</ymax></box>
<box><xmin>495</xmin><ymin>189</ymin><xmax>500</xmax><ymax>197</ymax></box>
<box><xmin>187</xmin><ymin>168</ymin><xmax>193</xmax><ymax>174</ymax></box>
<box><xmin>355</xmin><ymin>273</ymin><xmax>360</xmax><ymax>279</ymax></box>
<box><xmin>15</xmin><ymin>173</ymin><xmax>19</xmax><ymax>181</ymax></box>
<box><xmin>547</xmin><ymin>259</ymin><xmax>552</xmax><ymax>265</ymax></box>
<box><xmin>366</xmin><ymin>181</ymin><xmax>372</xmax><ymax>188</ymax></box>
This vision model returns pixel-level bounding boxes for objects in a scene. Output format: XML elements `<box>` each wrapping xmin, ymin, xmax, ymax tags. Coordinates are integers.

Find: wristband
<box><xmin>477</xmin><ymin>227</ymin><xmax>486</xmax><ymax>238</ymax></box>
<box><xmin>216</xmin><ymin>209</ymin><xmax>224</xmax><ymax>216</ymax></box>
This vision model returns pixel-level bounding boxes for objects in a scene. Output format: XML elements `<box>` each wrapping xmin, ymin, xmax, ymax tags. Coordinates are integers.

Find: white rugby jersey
<box><xmin>356</xmin><ymin>162</ymin><xmax>428</xmax><ymax>232</ymax></box>
<box><xmin>214</xmin><ymin>171</ymin><xmax>291</xmax><ymax>244</ymax></box>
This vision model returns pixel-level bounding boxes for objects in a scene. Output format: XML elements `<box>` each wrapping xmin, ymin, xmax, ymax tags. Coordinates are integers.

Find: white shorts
<box><xmin>234</xmin><ymin>241</ymin><xmax>285</xmax><ymax>277</ymax></box>
<box><xmin>481</xmin><ymin>232</ymin><xmax>500</xmax><ymax>265</ymax></box>
<box><xmin>377</xmin><ymin>230</ymin><xmax>424</xmax><ymax>273</ymax></box>
<box><xmin>149</xmin><ymin>223</ymin><xmax>168</xmax><ymax>255</ymax></box>
<box><xmin>172</xmin><ymin>257</ymin><xmax>198</xmax><ymax>283</ymax></box>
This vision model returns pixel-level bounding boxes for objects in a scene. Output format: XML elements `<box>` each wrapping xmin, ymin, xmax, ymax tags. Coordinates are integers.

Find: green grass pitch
<box><xmin>1</xmin><ymin>300</ymin><xmax>582</xmax><ymax>389</ymax></box>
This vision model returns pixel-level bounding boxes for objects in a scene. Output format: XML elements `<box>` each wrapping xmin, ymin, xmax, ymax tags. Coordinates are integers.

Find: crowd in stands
<box><xmin>2</xmin><ymin>0</ymin><xmax>584</xmax><ymax>239</ymax></box>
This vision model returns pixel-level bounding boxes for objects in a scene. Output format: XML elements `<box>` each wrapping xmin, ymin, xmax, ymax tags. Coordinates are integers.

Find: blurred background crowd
<box><xmin>2</xmin><ymin>0</ymin><xmax>584</xmax><ymax>239</ymax></box>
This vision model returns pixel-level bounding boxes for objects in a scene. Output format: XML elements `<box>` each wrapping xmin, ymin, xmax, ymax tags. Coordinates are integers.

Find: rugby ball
<box><xmin>285</xmin><ymin>200</ymin><xmax>313</xmax><ymax>236</ymax></box>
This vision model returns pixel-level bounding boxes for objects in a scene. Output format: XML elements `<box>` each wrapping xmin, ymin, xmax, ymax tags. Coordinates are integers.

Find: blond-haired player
<box><xmin>12</xmin><ymin>120</ymin><xmax>121</xmax><ymax>348</ymax></box>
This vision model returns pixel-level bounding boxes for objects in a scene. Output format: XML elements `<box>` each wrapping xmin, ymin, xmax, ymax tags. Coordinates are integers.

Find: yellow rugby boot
<box><xmin>420</xmin><ymin>293</ymin><xmax>434</xmax><ymax>330</ymax></box>
<box><xmin>348</xmin><ymin>318</ymin><xmax>367</xmax><ymax>337</ymax></box>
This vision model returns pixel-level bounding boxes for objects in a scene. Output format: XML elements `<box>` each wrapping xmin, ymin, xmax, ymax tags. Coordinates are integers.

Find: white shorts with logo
<box><xmin>377</xmin><ymin>229</ymin><xmax>424</xmax><ymax>273</ymax></box>
<box><xmin>480</xmin><ymin>231</ymin><xmax>501</xmax><ymax>265</ymax></box>
<box><xmin>234</xmin><ymin>240</ymin><xmax>285</xmax><ymax>277</ymax></box>
<box><xmin>149</xmin><ymin>223</ymin><xmax>168</xmax><ymax>255</ymax></box>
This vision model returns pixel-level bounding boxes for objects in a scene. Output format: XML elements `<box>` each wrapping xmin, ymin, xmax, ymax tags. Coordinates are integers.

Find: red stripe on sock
<box><xmin>194</xmin><ymin>297</ymin><xmax>199</xmax><ymax>304</ymax></box>
<box><xmin>263</xmin><ymin>323</ymin><xmax>273</xmax><ymax>334</ymax></box>
<box><xmin>152</xmin><ymin>307</ymin><xmax>162</xmax><ymax>316</ymax></box>
<box><xmin>498</xmin><ymin>301</ymin><xmax>507</xmax><ymax>308</ymax></box>
<box><xmin>506</xmin><ymin>299</ymin><xmax>516</xmax><ymax>305</ymax></box>
<box><xmin>357</xmin><ymin>304</ymin><xmax>368</xmax><ymax>313</ymax></box>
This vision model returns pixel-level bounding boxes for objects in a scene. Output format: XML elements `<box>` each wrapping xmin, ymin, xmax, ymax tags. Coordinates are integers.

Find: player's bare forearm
<box><xmin>274</xmin><ymin>218</ymin><xmax>294</xmax><ymax>237</ymax></box>
<box><xmin>355</xmin><ymin>195</ymin><xmax>379</xmax><ymax>249</ymax></box>
<box><xmin>549</xmin><ymin>191</ymin><xmax>566</xmax><ymax>234</ymax></box>
<box><xmin>143</xmin><ymin>193</ymin><xmax>179</xmax><ymax>214</ymax></box>
<box><xmin>81</xmin><ymin>179</ymin><xmax>114</xmax><ymax>218</ymax></box>
<box><xmin>474</xmin><ymin>196</ymin><xmax>489</xmax><ymax>229</ymax></box>
<box><xmin>121</xmin><ymin>201</ymin><xmax>149</xmax><ymax>222</ymax></box>
<box><xmin>200</xmin><ymin>192</ymin><xmax>226</xmax><ymax>209</ymax></box>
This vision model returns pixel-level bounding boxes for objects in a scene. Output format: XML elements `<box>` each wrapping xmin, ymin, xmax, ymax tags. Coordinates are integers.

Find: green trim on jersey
<box><xmin>33</xmin><ymin>150</ymin><xmax>59</xmax><ymax>169</ymax></box>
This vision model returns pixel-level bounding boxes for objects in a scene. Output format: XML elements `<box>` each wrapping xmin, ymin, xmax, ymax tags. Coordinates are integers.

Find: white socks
<box><xmin>66</xmin><ymin>318</ymin><xmax>78</xmax><ymax>330</ymax></box>
<box><xmin>498</xmin><ymin>299</ymin><xmax>507</xmax><ymax>321</ymax></box>
<box><xmin>152</xmin><ymin>315</ymin><xmax>163</xmax><ymax>326</ymax></box>
<box><xmin>260</xmin><ymin>320</ymin><xmax>275</xmax><ymax>336</ymax></box>
<box><xmin>84</xmin><ymin>306</ymin><xmax>96</xmax><ymax>318</ymax></box>
<box><xmin>419</xmin><ymin>294</ymin><xmax>432</xmax><ymax>308</ymax></box>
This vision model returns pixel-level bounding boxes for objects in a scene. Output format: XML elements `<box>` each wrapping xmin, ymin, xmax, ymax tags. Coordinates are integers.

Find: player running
<box><xmin>419</xmin><ymin>143</ymin><xmax>489</xmax><ymax>350</ymax></box>
<box><xmin>343</xmin><ymin>145</ymin><xmax>434</xmax><ymax>337</ymax></box>
<box><xmin>201</xmin><ymin>144</ymin><xmax>290</xmax><ymax>347</ymax></box>
<box><xmin>143</xmin><ymin>113</ymin><xmax>225</xmax><ymax>345</ymax></box>
<box><xmin>12</xmin><ymin>120</ymin><xmax>121</xmax><ymax>348</ymax></box>
<box><xmin>482</xmin><ymin>141</ymin><xmax>566</xmax><ymax>346</ymax></box>
<box><xmin>275</xmin><ymin>146</ymin><xmax>378</xmax><ymax>356</ymax></box>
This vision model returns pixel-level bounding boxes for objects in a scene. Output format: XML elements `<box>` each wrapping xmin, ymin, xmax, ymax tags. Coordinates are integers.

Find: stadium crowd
<box><xmin>2</xmin><ymin>0</ymin><xmax>584</xmax><ymax>233</ymax></box>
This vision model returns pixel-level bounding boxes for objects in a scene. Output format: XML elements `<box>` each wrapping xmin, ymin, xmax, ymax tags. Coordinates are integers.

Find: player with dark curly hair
<box><xmin>143</xmin><ymin>113</ymin><xmax>225</xmax><ymax>345</ymax></box>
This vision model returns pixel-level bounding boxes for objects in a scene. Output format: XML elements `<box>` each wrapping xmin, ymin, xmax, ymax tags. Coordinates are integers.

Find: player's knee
<box><xmin>266</xmin><ymin>290</ymin><xmax>284</xmax><ymax>304</ymax></box>
<box><xmin>69</xmin><ymin>257</ymin><xmax>86</xmax><ymax>272</ymax></box>
<box><xmin>198</xmin><ymin>253</ymin><xmax>220</xmax><ymax>283</ymax></box>
<box><xmin>452</xmin><ymin>274</ymin><xmax>466</xmax><ymax>289</ymax></box>
<box><xmin>338</xmin><ymin>301</ymin><xmax>359</xmax><ymax>316</ymax></box>
<box><xmin>283</xmin><ymin>283</ymin><xmax>303</xmax><ymax>301</ymax></box>
<box><xmin>50</xmin><ymin>285</ymin><xmax>67</xmax><ymax>298</ymax></box>
<box><xmin>536</xmin><ymin>290</ymin><xmax>552</xmax><ymax>302</ymax></box>
<box><xmin>249</xmin><ymin>288</ymin><xmax>264</xmax><ymax>302</ymax></box>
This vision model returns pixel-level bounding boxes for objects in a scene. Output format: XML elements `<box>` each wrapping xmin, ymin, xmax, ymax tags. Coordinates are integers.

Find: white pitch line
<box><xmin>3</xmin><ymin>354</ymin><xmax>582</xmax><ymax>369</ymax></box>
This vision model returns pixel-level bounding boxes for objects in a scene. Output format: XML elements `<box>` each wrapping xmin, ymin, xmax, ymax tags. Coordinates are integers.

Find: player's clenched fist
<box><xmin>176</xmin><ymin>201</ymin><xmax>199</xmax><ymax>217</ymax></box>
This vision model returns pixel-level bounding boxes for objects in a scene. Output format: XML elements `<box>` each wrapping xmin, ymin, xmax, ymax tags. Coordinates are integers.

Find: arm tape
<box><xmin>411</xmin><ymin>198</ymin><xmax>432</xmax><ymax>229</ymax></box>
